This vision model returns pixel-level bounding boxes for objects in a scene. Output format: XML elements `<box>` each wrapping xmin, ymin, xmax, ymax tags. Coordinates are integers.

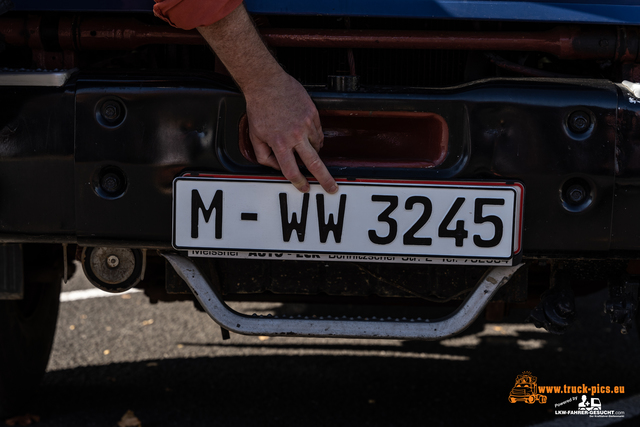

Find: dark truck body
<box><xmin>5</xmin><ymin>1</ymin><xmax>640</xmax><ymax>419</ymax></box>
<box><xmin>12</xmin><ymin>0</ymin><xmax>640</xmax><ymax>24</ymax></box>
<box><xmin>2</xmin><ymin>0</ymin><xmax>640</xmax><ymax>324</ymax></box>
<box><xmin>3</xmin><ymin>75</ymin><xmax>640</xmax><ymax>255</ymax></box>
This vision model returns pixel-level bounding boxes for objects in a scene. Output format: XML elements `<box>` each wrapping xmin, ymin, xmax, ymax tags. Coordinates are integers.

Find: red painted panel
<box><xmin>239</xmin><ymin>110</ymin><xmax>449</xmax><ymax>168</ymax></box>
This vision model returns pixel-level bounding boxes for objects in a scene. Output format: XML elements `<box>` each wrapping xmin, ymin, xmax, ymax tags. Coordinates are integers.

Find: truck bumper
<box><xmin>2</xmin><ymin>72</ymin><xmax>639</xmax><ymax>257</ymax></box>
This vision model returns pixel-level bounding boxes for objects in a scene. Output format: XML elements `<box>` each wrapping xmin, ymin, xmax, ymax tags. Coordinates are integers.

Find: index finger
<box><xmin>271</xmin><ymin>145</ymin><xmax>310</xmax><ymax>193</ymax></box>
<box><xmin>295</xmin><ymin>141</ymin><xmax>338</xmax><ymax>194</ymax></box>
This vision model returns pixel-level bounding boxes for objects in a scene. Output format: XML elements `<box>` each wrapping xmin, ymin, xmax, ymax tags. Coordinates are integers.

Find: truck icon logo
<box><xmin>508</xmin><ymin>371</ymin><xmax>548</xmax><ymax>404</ymax></box>
<box><xmin>578</xmin><ymin>395</ymin><xmax>602</xmax><ymax>411</ymax></box>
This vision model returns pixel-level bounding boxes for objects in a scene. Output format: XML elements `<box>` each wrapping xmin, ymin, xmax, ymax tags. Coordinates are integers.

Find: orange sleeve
<box><xmin>153</xmin><ymin>0</ymin><xmax>244</xmax><ymax>30</ymax></box>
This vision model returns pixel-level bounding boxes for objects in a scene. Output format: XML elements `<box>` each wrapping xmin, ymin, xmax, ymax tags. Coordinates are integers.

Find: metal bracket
<box><xmin>0</xmin><ymin>244</ymin><xmax>23</xmax><ymax>300</ymax></box>
<box><xmin>604</xmin><ymin>278</ymin><xmax>639</xmax><ymax>334</ymax></box>
<box><xmin>163</xmin><ymin>253</ymin><xmax>524</xmax><ymax>341</ymax></box>
<box><xmin>62</xmin><ymin>243</ymin><xmax>68</xmax><ymax>283</ymax></box>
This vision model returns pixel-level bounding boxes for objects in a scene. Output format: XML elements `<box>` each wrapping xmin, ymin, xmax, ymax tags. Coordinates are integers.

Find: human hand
<box><xmin>195</xmin><ymin>4</ymin><xmax>337</xmax><ymax>193</ymax></box>
<box><xmin>244</xmin><ymin>72</ymin><xmax>338</xmax><ymax>194</ymax></box>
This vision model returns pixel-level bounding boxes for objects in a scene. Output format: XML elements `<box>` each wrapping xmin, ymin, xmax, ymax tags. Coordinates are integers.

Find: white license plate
<box><xmin>173</xmin><ymin>176</ymin><xmax>523</xmax><ymax>265</ymax></box>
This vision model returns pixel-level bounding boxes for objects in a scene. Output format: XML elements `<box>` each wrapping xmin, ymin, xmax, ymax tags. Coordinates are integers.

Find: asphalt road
<box><xmin>24</xmin><ymin>263</ymin><xmax>640</xmax><ymax>427</ymax></box>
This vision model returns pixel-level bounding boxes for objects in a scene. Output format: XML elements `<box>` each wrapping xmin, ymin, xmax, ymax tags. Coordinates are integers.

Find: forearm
<box><xmin>196</xmin><ymin>4</ymin><xmax>284</xmax><ymax>94</ymax></box>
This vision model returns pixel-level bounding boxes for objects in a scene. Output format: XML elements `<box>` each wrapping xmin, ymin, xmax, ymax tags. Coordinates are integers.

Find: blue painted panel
<box><xmin>11</xmin><ymin>0</ymin><xmax>640</xmax><ymax>25</ymax></box>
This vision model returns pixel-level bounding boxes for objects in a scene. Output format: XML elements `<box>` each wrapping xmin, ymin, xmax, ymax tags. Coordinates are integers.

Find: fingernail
<box><xmin>300</xmin><ymin>184</ymin><xmax>310</xmax><ymax>193</ymax></box>
<box><xmin>328</xmin><ymin>184</ymin><xmax>338</xmax><ymax>194</ymax></box>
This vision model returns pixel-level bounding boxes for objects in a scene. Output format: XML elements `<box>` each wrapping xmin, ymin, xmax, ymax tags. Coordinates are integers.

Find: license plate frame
<box><xmin>172</xmin><ymin>175</ymin><xmax>524</xmax><ymax>266</ymax></box>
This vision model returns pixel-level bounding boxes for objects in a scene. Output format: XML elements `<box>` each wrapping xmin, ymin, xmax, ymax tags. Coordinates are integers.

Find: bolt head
<box><xmin>106</xmin><ymin>255</ymin><xmax>120</xmax><ymax>268</ymax></box>
<box><xmin>568</xmin><ymin>111</ymin><xmax>591</xmax><ymax>134</ymax></box>
<box><xmin>104</xmin><ymin>106</ymin><xmax>116</xmax><ymax>119</ymax></box>
<box><xmin>101</xmin><ymin>101</ymin><xmax>122</xmax><ymax>123</ymax></box>
<box><xmin>567</xmin><ymin>184</ymin><xmax>587</xmax><ymax>203</ymax></box>
<box><xmin>101</xmin><ymin>173</ymin><xmax>120</xmax><ymax>193</ymax></box>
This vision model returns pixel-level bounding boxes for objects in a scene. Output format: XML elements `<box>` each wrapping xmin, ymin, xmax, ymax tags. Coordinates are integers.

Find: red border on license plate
<box><xmin>173</xmin><ymin>175</ymin><xmax>523</xmax><ymax>266</ymax></box>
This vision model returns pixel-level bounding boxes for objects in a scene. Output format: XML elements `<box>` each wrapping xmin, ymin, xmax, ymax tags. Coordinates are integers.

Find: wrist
<box><xmin>241</xmin><ymin>65</ymin><xmax>290</xmax><ymax>99</ymax></box>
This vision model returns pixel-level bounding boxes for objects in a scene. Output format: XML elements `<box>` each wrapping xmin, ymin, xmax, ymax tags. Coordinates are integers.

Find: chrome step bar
<box><xmin>163</xmin><ymin>253</ymin><xmax>524</xmax><ymax>341</ymax></box>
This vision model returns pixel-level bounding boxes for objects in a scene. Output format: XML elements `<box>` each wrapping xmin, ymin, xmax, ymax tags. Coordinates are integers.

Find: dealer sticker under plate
<box><xmin>173</xmin><ymin>176</ymin><xmax>523</xmax><ymax>265</ymax></box>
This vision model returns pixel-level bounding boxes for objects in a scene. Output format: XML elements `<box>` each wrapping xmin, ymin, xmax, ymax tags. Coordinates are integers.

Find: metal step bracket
<box><xmin>163</xmin><ymin>253</ymin><xmax>524</xmax><ymax>341</ymax></box>
<box><xmin>0</xmin><ymin>244</ymin><xmax>23</xmax><ymax>300</ymax></box>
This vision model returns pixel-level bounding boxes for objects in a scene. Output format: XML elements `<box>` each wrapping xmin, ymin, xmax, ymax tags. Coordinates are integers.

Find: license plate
<box><xmin>173</xmin><ymin>176</ymin><xmax>523</xmax><ymax>265</ymax></box>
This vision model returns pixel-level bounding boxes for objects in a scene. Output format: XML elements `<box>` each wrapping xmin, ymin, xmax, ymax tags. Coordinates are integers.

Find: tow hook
<box><xmin>527</xmin><ymin>264</ymin><xmax>575</xmax><ymax>334</ymax></box>
<box><xmin>604</xmin><ymin>279</ymin><xmax>639</xmax><ymax>334</ymax></box>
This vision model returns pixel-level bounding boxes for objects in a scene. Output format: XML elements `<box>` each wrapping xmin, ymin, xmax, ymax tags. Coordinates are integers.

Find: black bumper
<box><xmin>2</xmin><ymin>73</ymin><xmax>639</xmax><ymax>257</ymax></box>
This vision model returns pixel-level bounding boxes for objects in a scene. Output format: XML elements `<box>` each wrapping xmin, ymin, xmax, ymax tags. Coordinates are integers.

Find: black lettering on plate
<box><xmin>438</xmin><ymin>197</ymin><xmax>468</xmax><ymax>247</ymax></box>
<box><xmin>241</xmin><ymin>212</ymin><xmax>258</xmax><ymax>221</ymax></box>
<box><xmin>316</xmin><ymin>194</ymin><xmax>347</xmax><ymax>243</ymax></box>
<box><xmin>403</xmin><ymin>196</ymin><xmax>433</xmax><ymax>246</ymax></box>
<box><xmin>191</xmin><ymin>189</ymin><xmax>222</xmax><ymax>239</ymax></box>
<box><xmin>368</xmin><ymin>195</ymin><xmax>398</xmax><ymax>245</ymax></box>
<box><xmin>473</xmin><ymin>198</ymin><xmax>505</xmax><ymax>248</ymax></box>
<box><xmin>279</xmin><ymin>193</ymin><xmax>310</xmax><ymax>242</ymax></box>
